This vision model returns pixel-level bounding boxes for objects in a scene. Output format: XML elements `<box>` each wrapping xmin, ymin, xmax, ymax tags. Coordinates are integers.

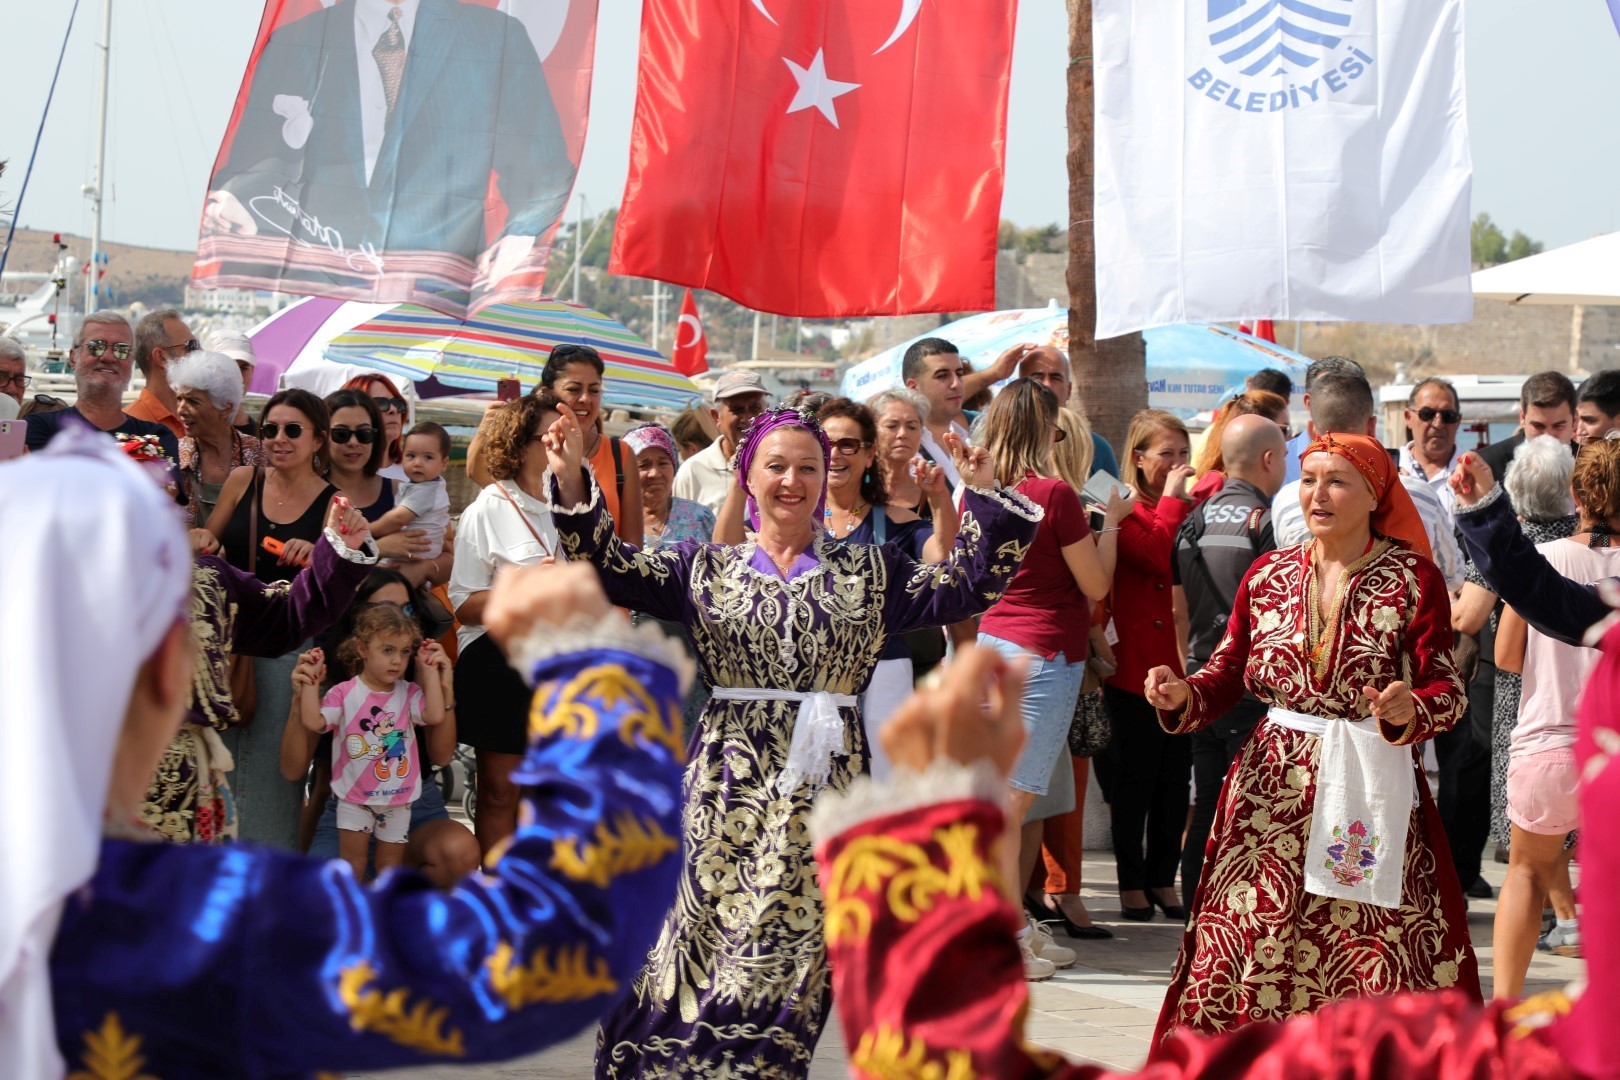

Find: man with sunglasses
<box><xmin>1400</xmin><ymin>376</ymin><xmax>1466</xmax><ymax>533</ymax></box>
<box><xmin>125</xmin><ymin>308</ymin><xmax>199</xmax><ymax>439</ymax></box>
<box><xmin>22</xmin><ymin>312</ymin><xmax>181</xmax><ymax>473</ymax></box>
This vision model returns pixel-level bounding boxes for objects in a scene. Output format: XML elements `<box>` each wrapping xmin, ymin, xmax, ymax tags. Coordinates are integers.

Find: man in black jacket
<box><xmin>1476</xmin><ymin>372</ymin><xmax>1577</xmax><ymax>486</ymax></box>
<box><xmin>1171</xmin><ymin>415</ymin><xmax>1286</xmax><ymax>909</ymax></box>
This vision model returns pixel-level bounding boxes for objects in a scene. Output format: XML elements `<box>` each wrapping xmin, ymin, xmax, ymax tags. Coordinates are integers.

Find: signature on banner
<box><xmin>250</xmin><ymin>187</ymin><xmax>385</xmax><ymax>275</ymax></box>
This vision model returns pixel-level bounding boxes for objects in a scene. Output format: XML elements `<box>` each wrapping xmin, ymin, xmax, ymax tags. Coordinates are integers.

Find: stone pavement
<box><xmin>353</xmin><ymin>849</ymin><xmax>1582</xmax><ymax>1079</ymax></box>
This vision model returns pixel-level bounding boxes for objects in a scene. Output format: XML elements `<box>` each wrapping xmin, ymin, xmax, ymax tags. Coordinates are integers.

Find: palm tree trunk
<box><xmin>1066</xmin><ymin>0</ymin><xmax>1146</xmax><ymax>457</ymax></box>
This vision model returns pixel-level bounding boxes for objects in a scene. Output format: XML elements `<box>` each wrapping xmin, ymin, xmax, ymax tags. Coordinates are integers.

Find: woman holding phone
<box><xmin>205</xmin><ymin>388</ymin><xmax>337</xmax><ymax>848</ymax></box>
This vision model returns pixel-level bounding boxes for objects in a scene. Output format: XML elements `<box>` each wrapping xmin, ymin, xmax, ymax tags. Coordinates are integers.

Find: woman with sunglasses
<box><xmin>817</xmin><ymin>397</ymin><xmax>957</xmax><ymax>778</ymax></box>
<box><xmin>205</xmin><ymin>388</ymin><xmax>339</xmax><ymax>848</ymax></box>
<box><xmin>342</xmin><ymin>373</ymin><xmax>411</xmax><ymax>470</ymax></box>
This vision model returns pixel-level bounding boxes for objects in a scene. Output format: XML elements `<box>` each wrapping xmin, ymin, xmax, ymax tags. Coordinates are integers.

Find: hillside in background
<box><xmin>4</xmin><ymin>228</ymin><xmax>195</xmax><ymax>307</ymax></box>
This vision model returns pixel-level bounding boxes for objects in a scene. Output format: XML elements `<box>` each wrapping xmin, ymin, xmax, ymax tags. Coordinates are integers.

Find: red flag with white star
<box><xmin>672</xmin><ymin>289</ymin><xmax>710</xmax><ymax>376</ymax></box>
<box><xmin>610</xmin><ymin>0</ymin><xmax>1015</xmax><ymax>318</ymax></box>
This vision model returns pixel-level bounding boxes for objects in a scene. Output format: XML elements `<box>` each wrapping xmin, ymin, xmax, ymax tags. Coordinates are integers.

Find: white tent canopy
<box><xmin>1472</xmin><ymin>232</ymin><xmax>1620</xmax><ymax>306</ymax></box>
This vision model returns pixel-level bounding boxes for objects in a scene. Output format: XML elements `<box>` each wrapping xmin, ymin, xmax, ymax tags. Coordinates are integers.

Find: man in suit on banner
<box><xmin>203</xmin><ymin>0</ymin><xmax>573</xmax><ymax>281</ymax></box>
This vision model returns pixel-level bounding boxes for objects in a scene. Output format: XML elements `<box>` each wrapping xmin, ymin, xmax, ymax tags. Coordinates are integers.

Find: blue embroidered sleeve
<box><xmin>51</xmin><ymin>641</ymin><xmax>686</xmax><ymax>1077</ymax></box>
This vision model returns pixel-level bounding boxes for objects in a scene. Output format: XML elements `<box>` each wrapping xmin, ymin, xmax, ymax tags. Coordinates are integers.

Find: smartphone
<box><xmin>0</xmin><ymin>420</ymin><xmax>24</xmax><ymax>462</ymax></box>
<box><xmin>261</xmin><ymin>536</ymin><xmax>287</xmax><ymax>558</ymax></box>
<box><xmin>496</xmin><ymin>377</ymin><xmax>522</xmax><ymax>402</ymax></box>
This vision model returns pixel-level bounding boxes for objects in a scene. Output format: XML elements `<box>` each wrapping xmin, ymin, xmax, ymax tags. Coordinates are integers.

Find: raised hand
<box><xmin>881</xmin><ymin>645</ymin><xmax>1028</xmax><ymax>780</ymax></box>
<box><xmin>541</xmin><ymin>408</ymin><xmax>587</xmax><ymax>478</ymax></box>
<box><xmin>417</xmin><ymin>640</ymin><xmax>450</xmax><ymax>675</ymax></box>
<box><xmin>913</xmin><ymin>458</ymin><xmax>948</xmax><ymax>499</ymax></box>
<box><xmin>944</xmin><ymin>430</ymin><xmax>995</xmax><ymax>491</ymax></box>
<box><xmin>988</xmin><ymin>343</ymin><xmax>1035</xmax><ymax>381</ymax></box>
<box><xmin>1144</xmin><ymin>665</ymin><xmax>1190</xmax><ymax>712</ymax></box>
<box><xmin>324</xmin><ymin>494</ymin><xmax>372</xmax><ymax>548</ymax></box>
<box><xmin>1448</xmin><ymin>452</ymin><xmax>1496</xmax><ymax>508</ymax></box>
<box><xmin>1165</xmin><ymin>464</ymin><xmax>1195</xmax><ymax>502</ymax></box>
<box><xmin>1361</xmin><ymin>682</ymin><xmax>1415</xmax><ymax>729</ymax></box>
<box><xmin>291</xmin><ymin>647</ymin><xmax>325</xmax><ymax>690</ymax></box>
<box><xmin>483</xmin><ymin>561</ymin><xmax>615</xmax><ymax>653</ymax></box>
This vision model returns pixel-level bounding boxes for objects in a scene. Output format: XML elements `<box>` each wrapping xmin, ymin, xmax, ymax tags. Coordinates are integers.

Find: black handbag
<box><xmin>1067</xmin><ymin>684</ymin><xmax>1112</xmax><ymax>758</ymax></box>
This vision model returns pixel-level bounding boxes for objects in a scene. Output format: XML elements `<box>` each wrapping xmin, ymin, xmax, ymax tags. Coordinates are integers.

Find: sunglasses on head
<box><xmin>260</xmin><ymin>421</ymin><xmax>305</xmax><ymax>440</ymax></box>
<box><xmin>830</xmin><ymin>437</ymin><xmax>873</xmax><ymax>456</ymax></box>
<box><xmin>372</xmin><ymin>396</ymin><xmax>407</xmax><ymax>414</ymax></box>
<box><xmin>1414</xmin><ymin>406</ymin><xmax>1461</xmax><ymax>425</ymax></box>
<box><xmin>80</xmin><ymin>339</ymin><xmax>132</xmax><ymax>360</ymax></box>
<box><xmin>331</xmin><ymin>425</ymin><xmax>377</xmax><ymax>445</ymax></box>
<box><xmin>1053</xmin><ymin>426</ymin><xmax>1068</xmax><ymax>443</ymax></box>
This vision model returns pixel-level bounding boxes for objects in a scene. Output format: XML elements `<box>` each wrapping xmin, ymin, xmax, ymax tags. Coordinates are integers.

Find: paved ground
<box><xmin>353</xmin><ymin>849</ymin><xmax>1582</xmax><ymax>1079</ymax></box>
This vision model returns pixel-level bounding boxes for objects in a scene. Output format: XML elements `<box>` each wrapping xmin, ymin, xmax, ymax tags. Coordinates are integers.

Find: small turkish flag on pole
<box><xmin>1238</xmin><ymin>320</ymin><xmax>1277</xmax><ymax>343</ymax></box>
<box><xmin>672</xmin><ymin>289</ymin><xmax>709</xmax><ymax>376</ymax></box>
<box><xmin>610</xmin><ymin>0</ymin><xmax>1016</xmax><ymax>318</ymax></box>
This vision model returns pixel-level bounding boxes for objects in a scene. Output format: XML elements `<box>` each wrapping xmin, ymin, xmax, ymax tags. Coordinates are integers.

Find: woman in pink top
<box><xmin>1493</xmin><ymin>439</ymin><xmax>1620</xmax><ymax>997</ymax></box>
<box><xmin>976</xmin><ymin>379</ymin><xmax>1133</xmax><ymax>978</ymax></box>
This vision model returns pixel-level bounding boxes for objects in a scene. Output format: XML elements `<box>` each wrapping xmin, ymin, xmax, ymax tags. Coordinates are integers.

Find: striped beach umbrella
<box><xmin>323</xmin><ymin>298</ymin><xmax>703</xmax><ymax>412</ymax></box>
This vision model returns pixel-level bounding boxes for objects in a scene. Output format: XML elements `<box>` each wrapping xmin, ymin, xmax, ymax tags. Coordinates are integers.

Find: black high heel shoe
<box><xmin>1151</xmin><ymin>893</ymin><xmax>1189</xmax><ymax>921</ymax></box>
<box><xmin>1046</xmin><ymin>905</ymin><xmax>1115</xmax><ymax>940</ymax></box>
<box><xmin>1119</xmin><ymin>902</ymin><xmax>1155</xmax><ymax>922</ymax></box>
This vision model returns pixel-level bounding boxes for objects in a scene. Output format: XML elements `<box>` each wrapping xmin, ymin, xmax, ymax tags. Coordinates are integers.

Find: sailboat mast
<box><xmin>85</xmin><ymin>0</ymin><xmax>111</xmax><ymax>315</ymax></box>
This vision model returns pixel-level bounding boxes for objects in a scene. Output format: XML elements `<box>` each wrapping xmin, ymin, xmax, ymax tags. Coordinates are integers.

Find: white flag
<box><xmin>1092</xmin><ymin>0</ymin><xmax>1473</xmax><ymax>338</ymax></box>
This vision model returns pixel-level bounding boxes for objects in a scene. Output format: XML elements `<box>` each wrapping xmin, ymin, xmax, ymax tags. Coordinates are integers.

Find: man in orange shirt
<box><xmin>124</xmin><ymin>307</ymin><xmax>197</xmax><ymax>438</ymax></box>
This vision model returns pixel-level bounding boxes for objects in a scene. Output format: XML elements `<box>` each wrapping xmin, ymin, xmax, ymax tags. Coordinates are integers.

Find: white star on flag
<box><xmin>782</xmin><ymin>50</ymin><xmax>860</xmax><ymax>128</ymax></box>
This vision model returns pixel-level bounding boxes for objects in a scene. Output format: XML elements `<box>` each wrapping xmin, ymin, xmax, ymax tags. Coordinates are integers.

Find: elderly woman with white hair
<box><xmin>170</xmin><ymin>349</ymin><xmax>265</xmax><ymax>527</ymax></box>
<box><xmin>1452</xmin><ymin>436</ymin><xmax>1579</xmax><ymax>872</ymax></box>
<box><xmin>203</xmin><ymin>328</ymin><xmax>259</xmax><ymax>431</ymax></box>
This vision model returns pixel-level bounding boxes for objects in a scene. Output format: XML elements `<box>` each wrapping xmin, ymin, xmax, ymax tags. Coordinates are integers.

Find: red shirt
<box><xmin>1105</xmin><ymin>493</ymin><xmax>1192</xmax><ymax>697</ymax></box>
<box><xmin>978</xmin><ymin>474</ymin><xmax>1092</xmax><ymax>661</ymax></box>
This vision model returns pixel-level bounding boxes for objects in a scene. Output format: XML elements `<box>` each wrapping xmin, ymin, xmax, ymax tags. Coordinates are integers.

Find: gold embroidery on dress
<box><xmin>851</xmin><ymin>1026</ymin><xmax>977</xmax><ymax>1080</ymax></box>
<box><xmin>551</xmin><ymin>812</ymin><xmax>680</xmax><ymax>886</ymax></box>
<box><xmin>1505</xmin><ymin>988</ymin><xmax>1574</xmax><ymax>1038</ymax></box>
<box><xmin>486</xmin><ymin>942</ymin><xmax>619</xmax><ymax>1008</ymax></box>
<box><xmin>67</xmin><ymin>1013</ymin><xmax>158</xmax><ymax>1080</ymax></box>
<box><xmin>337</xmin><ymin>959</ymin><xmax>466</xmax><ymax>1056</ymax></box>
<box><xmin>823</xmin><ymin>823</ymin><xmax>996</xmax><ymax>945</ymax></box>
<box><xmin>529</xmin><ymin>662</ymin><xmax>663</xmax><ymax>744</ymax></box>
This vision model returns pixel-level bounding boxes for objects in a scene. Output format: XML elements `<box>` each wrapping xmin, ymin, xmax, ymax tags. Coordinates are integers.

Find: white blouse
<box><xmin>448</xmin><ymin>480</ymin><xmax>560</xmax><ymax>653</ymax></box>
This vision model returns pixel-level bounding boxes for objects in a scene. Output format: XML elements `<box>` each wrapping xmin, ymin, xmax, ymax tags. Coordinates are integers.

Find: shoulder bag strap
<box><xmin>495</xmin><ymin>482</ymin><xmax>554</xmax><ymax>557</ymax></box>
<box><xmin>611</xmin><ymin>436</ymin><xmax>626</xmax><ymax>500</ymax></box>
<box><xmin>873</xmin><ymin>505</ymin><xmax>888</xmax><ymax>545</ymax></box>
<box><xmin>247</xmin><ymin>468</ymin><xmax>261</xmax><ymax>577</ymax></box>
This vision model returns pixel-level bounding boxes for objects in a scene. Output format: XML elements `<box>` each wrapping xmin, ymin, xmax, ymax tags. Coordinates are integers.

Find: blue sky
<box><xmin>2</xmin><ymin>0</ymin><xmax>1616</xmax><ymax>258</ymax></box>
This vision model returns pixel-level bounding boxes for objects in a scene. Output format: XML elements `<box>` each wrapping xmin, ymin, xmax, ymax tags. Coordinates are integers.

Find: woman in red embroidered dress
<box><xmin>1142</xmin><ymin>433</ymin><xmax>1476</xmax><ymax>1041</ymax></box>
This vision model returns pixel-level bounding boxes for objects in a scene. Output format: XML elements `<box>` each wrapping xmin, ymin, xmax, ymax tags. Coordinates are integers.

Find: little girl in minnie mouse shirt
<box><xmin>295</xmin><ymin>602</ymin><xmax>448</xmax><ymax>879</ymax></box>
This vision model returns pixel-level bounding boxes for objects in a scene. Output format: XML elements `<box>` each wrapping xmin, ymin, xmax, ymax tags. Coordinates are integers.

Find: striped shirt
<box><xmin>1270</xmin><ymin>475</ymin><xmax>1465</xmax><ymax>590</ymax></box>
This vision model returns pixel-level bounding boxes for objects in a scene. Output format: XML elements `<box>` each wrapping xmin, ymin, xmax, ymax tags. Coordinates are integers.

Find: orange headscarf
<box><xmin>1300</xmin><ymin>433</ymin><xmax>1433</xmax><ymax>562</ymax></box>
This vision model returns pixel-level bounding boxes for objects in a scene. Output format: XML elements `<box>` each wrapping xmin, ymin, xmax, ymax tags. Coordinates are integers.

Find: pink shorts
<box><xmin>1506</xmin><ymin>749</ymin><xmax>1580</xmax><ymax>836</ymax></box>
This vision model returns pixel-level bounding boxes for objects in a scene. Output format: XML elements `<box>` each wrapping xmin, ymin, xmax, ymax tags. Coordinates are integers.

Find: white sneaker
<box><xmin>1019</xmin><ymin>932</ymin><xmax>1057</xmax><ymax>981</ymax></box>
<box><xmin>1027</xmin><ymin>918</ymin><xmax>1077</xmax><ymax>969</ymax></box>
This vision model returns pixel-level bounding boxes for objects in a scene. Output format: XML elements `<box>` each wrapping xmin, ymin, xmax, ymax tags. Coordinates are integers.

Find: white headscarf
<box><xmin>0</xmin><ymin>424</ymin><xmax>191</xmax><ymax>1078</ymax></box>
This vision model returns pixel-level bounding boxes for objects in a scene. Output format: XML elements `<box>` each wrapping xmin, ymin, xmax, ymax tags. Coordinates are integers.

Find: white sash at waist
<box><xmin>1270</xmin><ymin>707</ymin><xmax>1416</xmax><ymax>910</ymax></box>
<box><xmin>710</xmin><ymin>687</ymin><xmax>858</xmax><ymax>798</ymax></box>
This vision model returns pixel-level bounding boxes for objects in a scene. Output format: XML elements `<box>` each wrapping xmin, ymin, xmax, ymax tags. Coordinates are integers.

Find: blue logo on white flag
<box><xmin>1188</xmin><ymin>0</ymin><xmax>1371</xmax><ymax>113</ymax></box>
<box><xmin>1207</xmin><ymin>0</ymin><xmax>1352</xmax><ymax>77</ymax></box>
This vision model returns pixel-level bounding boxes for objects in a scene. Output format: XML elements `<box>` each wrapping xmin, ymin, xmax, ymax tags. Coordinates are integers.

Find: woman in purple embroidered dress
<box><xmin>541</xmin><ymin>405</ymin><xmax>1040</xmax><ymax>1079</ymax></box>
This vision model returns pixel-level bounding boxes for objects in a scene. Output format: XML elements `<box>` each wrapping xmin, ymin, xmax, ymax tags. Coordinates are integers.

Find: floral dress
<box><xmin>550</xmin><ymin>476</ymin><xmax>1040</xmax><ymax>1078</ymax></box>
<box><xmin>1156</xmin><ymin>539</ymin><xmax>1476</xmax><ymax>1042</ymax></box>
<box><xmin>178</xmin><ymin>431</ymin><xmax>265</xmax><ymax>527</ymax></box>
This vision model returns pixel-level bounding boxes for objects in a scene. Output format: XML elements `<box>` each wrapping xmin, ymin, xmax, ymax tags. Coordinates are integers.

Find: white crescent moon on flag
<box><xmin>748</xmin><ymin>0</ymin><xmax>778</xmax><ymax>26</ymax></box>
<box><xmin>874</xmin><ymin>0</ymin><xmax>923</xmax><ymax>54</ymax></box>
<box><xmin>676</xmin><ymin>314</ymin><xmax>703</xmax><ymax>350</ymax></box>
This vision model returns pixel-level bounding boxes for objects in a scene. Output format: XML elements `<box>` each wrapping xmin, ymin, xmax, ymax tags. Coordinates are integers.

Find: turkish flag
<box><xmin>1239</xmin><ymin>320</ymin><xmax>1277</xmax><ymax>343</ymax></box>
<box><xmin>610</xmin><ymin>0</ymin><xmax>1016</xmax><ymax>318</ymax></box>
<box><xmin>672</xmin><ymin>289</ymin><xmax>710</xmax><ymax>376</ymax></box>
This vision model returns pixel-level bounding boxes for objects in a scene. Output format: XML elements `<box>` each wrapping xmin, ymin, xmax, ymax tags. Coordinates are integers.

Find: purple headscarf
<box><xmin>733</xmin><ymin>406</ymin><xmax>832</xmax><ymax>530</ymax></box>
<box><xmin>623</xmin><ymin>422</ymin><xmax>681</xmax><ymax>466</ymax></box>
